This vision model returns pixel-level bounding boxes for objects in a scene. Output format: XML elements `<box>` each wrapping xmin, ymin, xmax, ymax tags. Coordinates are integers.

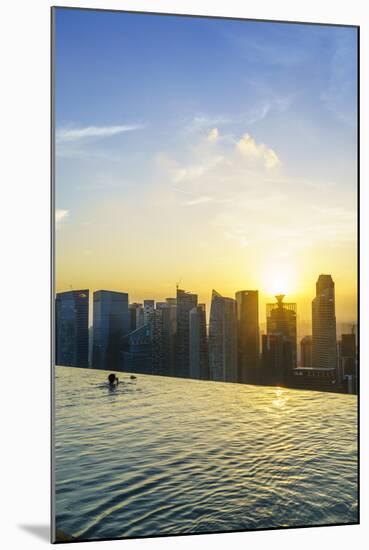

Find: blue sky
<box><xmin>54</xmin><ymin>8</ymin><xmax>358</xmax><ymax>321</ymax></box>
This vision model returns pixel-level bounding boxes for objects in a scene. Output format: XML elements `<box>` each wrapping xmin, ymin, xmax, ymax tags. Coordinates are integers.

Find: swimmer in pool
<box><xmin>108</xmin><ymin>373</ymin><xmax>119</xmax><ymax>387</ymax></box>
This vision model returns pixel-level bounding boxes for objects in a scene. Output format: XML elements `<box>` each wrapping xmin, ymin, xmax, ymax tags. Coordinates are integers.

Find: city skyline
<box><xmin>55</xmin><ymin>10</ymin><xmax>357</xmax><ymax>324</ymax></box>
<box><xmin>54</xmin><ymin>280</ymin><xmax>357</xmax><ymax>328</ymax></box>
<box><xmin>55</xmin><ymin>273</ymin><xmax>357</xmax><ymax>394</ymax></box>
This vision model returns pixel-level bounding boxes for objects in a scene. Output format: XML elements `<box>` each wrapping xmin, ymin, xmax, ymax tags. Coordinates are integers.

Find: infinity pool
<box><xmin>54</xmin><ymin>366</ymin><xmax>358</xmax><ymax>541</ymax></box>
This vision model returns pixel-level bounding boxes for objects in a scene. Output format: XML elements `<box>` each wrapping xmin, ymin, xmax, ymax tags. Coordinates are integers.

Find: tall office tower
<box><xmin>235</xmin><ymin>290</ymin><xmax>260</xmax><ymax>384</ymax></box>
<box><xmin>144</xmin><ymin>300</ymin><xmax>155</xmax><ymax>325</ymax></box>
<box><xmin>208</xmin><ymin>290</ymin><xmax>238</xmax><ymax>382</ymax></box>
<box><xmin>301</xmin><ymin>335</ymin><xmax>313</xmax><ymax>368</ymax></box>
<box><xmin>121</xmin><ymin>325</ymin><xmax>152</xmax><ymax>374</ymax></box>
<box><xmin>176</xmin><ymin>288</ymin><xmax>198</xmax><ymax>378</ymax></box>
<box><xmin>312</xmin><ymin>274</ymin><xmax>337</xmax><ymax>370</ymax></box>
<box><xmin>92</xmin><ymin>290</ymin><xmax>129</xmax><ymax>371</ymax></box>
<box><xmin>150</xmin><ymin>307</ymin><xmax>164</xmax><ymax>375</ymax></box>
<box><xmin>55</xmin><ymin>290</ymin><xmax>89</xmax><ymax>368</ymax></box>
<box><xmin>136</xmin><ymin>304</ymin><xmax>144</xmax><ymax>329</ymax></box>
<box><xmin>156</xmin><ymin>300</ymin><xmax>177</xmax><ymax>376</ymax></box>
<box><xmin>266</xmin><ymin>294</ymin><xmax>297</xmax><ymax>369</ymax></box>
<box><xmin>339</xmin><ymin>332</ymin><xmax>357</xmax><ymax>394</ymax></box>
<box><xmin>88</xmin><ymin>325</ymin><xmax>93</xmax><ymax>368</ymax></box>
<box><xmin>261</xmin><ymin>333</ymin><xmax>293</xmax><ymax>386</ymax></box>
<box><xmin>189</xmin><ymin>304</ymin><xmax>209</xmax><ymax>380</ymax></box>
<box><xmin>128</xmin><ymin>303</ymin><xmax>141</xmax><ymax>332</ymax></box>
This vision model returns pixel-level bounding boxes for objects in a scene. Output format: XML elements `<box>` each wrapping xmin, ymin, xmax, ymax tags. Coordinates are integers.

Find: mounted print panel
<box><xmin>51</xmin><ymin>6</ymin><xmax>359</xmax><ymax>543</ymax></box>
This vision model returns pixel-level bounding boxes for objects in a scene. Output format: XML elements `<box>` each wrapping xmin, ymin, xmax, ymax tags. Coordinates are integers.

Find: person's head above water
<box><xmin>108</xmin><ymin>373</ymin><xmax>116</xmax><ymax>384</ymax></box>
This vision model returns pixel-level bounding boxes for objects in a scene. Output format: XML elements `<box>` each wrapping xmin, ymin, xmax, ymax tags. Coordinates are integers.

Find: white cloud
<box><xmin>55</xmin><ymin>209</ymin><xmax>69</xmax><ymax>227</ymax></box>
<box><xmin>185</xmin><ymin>196</ymin><xmax>214</xmax><ymax>206</ymax></box>
<box><xmin>207</xmin><ymin>128</ymin><xmax>219</xmax><ymax>143</ymax></box>
<box><xmin>56</xmin><ymin>124</ymin><xmax>143</xmax><ymax>143</ymax></box>
<box><xmin>237</xmin><ymin>133</ymin><xmax>280</xmax><ymax>169</ymax></box>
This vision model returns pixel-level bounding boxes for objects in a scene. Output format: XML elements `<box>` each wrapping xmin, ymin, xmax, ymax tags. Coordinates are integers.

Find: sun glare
<box><xmin>263</xmin><ymin>265</ymin><xmax>296</xmax><ymax>296</ymax></box>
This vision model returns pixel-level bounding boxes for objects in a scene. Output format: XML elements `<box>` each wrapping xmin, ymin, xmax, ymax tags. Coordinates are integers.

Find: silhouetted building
<box><xmin>121</xmin><ymin>324</ymin><xmax>152</xmax><ymax>374</ymax></box>
<box><xmin>339</xmin><ymin>332</ymin><xmax>357</xmax><ymax>394</ymax></box>
<box><xmin>55</xmin><ymin>290</ymin><xmax>89</xmax><ymax>368</ymax></box>
<box><xmin>88</xmin><ymin>325</ymin><xmax>93</xmax><ymax>367</ymax></box>
<box><xmin>236</xmin><ymin>290</ymin><xmax>260</xmax><ymax>384</ymax></box>
<box><xmin>92</xmin><ymin>290</ymin><xmax>129</xmax><ymax>370</ymax></box>
<box><xmin>150</xmin><ymin>307</ymin><xmax>165</xmax><ymax>375</ymax></box>
<box><xmin>209</xmin><ymin>290</ymin><xmax>238</xmax><ymax>382</ymax></box>
<box><xmin>290</xmin><ymin>367</ymin><xmax>338</xmax><ymax>392</ymax></box>
<box><xmin>189</xmin><ymin>304</ymin><xmax>209</xmax><ymax>379</ymax></box>
<box><xmin>176</xmin><ymin>288</ymin><xmax>198</xmax><ymax>377</ymax></box>
<box><xmin>261</xmin><ymin>333</ymin><xmax>293</xmax><ymax>386</ymax></box>
<box><xmin>136</xmin><ymin>304</ymin><xmax>144</xmax><ymax>329</ymax></box>
<box><xmin>267</xmin><ymin>294</ymin><xmax>297</xmax><ymax>369</ymax></box>
<box><xmin>128</xmin><ymin>303</ymin><xmax>143</xmax><ymax>332</ymax></box>
<box><xmin>144</xmin><ymin>300</ymin><xmax>155</xmax><ymax>325</ymax></box>
<box><xmin>301</xmin><ymin>335</ymin><xmax>312</xmax><ymax>368</ymax></box>
<box><xmin>312</xmin><ymin>274</ymin><xmax>337</xmax><ymax>370</ymax></box>
<box><xmin>157</xmin><ymin>300</ymin><xmax>177</xmax><ymax>376</ymax></box>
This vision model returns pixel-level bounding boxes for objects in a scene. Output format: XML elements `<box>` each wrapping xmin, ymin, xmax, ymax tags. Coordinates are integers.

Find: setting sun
<box><xmin>263</xmin><ymin>265</ymin><xmax>297</xmax><ymax>297</ymax></box>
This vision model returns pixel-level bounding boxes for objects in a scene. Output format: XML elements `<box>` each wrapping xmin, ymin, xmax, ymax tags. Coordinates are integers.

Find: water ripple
<box><xmin>55</xmin><ymin>367</ymin><xmax>358</xmax><ymax>540</ymax></box>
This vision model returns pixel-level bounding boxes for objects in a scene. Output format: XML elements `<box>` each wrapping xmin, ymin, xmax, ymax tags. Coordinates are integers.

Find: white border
<box><xmin>0</xmin><ymin>1</ymin><xmax>367</xmax><ymax>549</ymax></box>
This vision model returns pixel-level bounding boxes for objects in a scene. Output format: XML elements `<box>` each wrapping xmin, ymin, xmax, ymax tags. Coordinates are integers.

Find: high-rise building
<box><xmin>176</xmin><ymin>288</ymin><xmax>198</xmax><ymax>378</ymax></box>
<box><xmin>235</xmin><ymin>290</ymin><xmax>260</xmax><ymax>384</ymax></box>
<box><xmin>144</xmin><ymin>300</ymin><xmax>155</xmax><ymax>325</ymax></box>
<box><xmin>312</xmin><ymin>274</ymin><xmax>337</xmax><ymax>370</ymax></box>
<box><xmin>128</xmin><ymin>303</ymin><xmax>139</xmax><ymax>332</ymax></box>
<box><xmin>156</xmin><ymin>300</ymin><xmax>177</xmax><ymax>376</ymax></box>
<box><xmin>150</xmin><ymin>307</ymin><xmax>164</xmax><ymax>375</ymax></box>
<box><xmin>266</xmin><ymin>294</ymin><xmax>297</xmax><ymax>369</ymax></box>
<box><xmin>338</xmin><ymin>332</ymin><xmax>357</xmax><ymax>394</ymax></box>
<box><xmin>136</xmin><ymin>304</ymin><xmax>144</xmax><ymax>329</ymax></box>
<box><xmin>55</xmin><ymin>290</ymin><xmax>89</xmax><ymax>368</ymax></box>
<box><xmin>129</xmin><ymin>302</ymin><xmax>145</xmax><ymax>332</ymax></box>
<box><xmin>261</xmin><ymin>333</ymin><xmax>293</xmax><ymax>386</ymax></box>
<box><xmin>92</xmin><ymin>290</ymin><xmax>129</xmax><ymax>370</ymax></box>
<box><xmin>208</xmin><ymin>290</ymin><xmax>238</xmax><ymax>382</ymax></box>
<box><xmin>121</xmin><ymin>324</ymin><xmax>152</xmax><ymax>374</ymax></box>
<box><xmin>189</xmin><ymin>304</ymin><xmax>209</xmax><ymax>380</ymax></box>
<box><xmin>301</xmin><ymin>335</ymin><xmax>312</xmax><ymax>368</ymax></box>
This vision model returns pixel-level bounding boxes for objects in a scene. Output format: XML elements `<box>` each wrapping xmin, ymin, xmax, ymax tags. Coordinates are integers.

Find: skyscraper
<box><xmin>235</xmin><ymin>290</ymin><xmax>260</xmax><ymax>384</ymax></box>
<box><xmin>338</xmin><ymin>332</ymin><xmax>357</xmax><ymax>394</ymax></box>
<box><xmin>144</xmin><ymin>300</ymin><xmax>155</xmax><ymax>325</ymax></box>
<box><xmin>128</xmin><ymin>303</ymin><xmax>137</xmax><ymax>332</ymax></box>
<box><xmin>92</xmin><ymin>290</ymin><xmax>129</xmax><ymax>370</ymax></box>
<box><xmin>189</xmin><ymin>304</ymin><xmax>209</xmax><ymax>380</ymax></box>
<box><xmin>312</xmin><ymin>274</ymin><xmax>337</xmax><ymax>370</ymax></box>
<box><xmin>301</xmin><ymin>335</ymin><xmax>313</xmax><ymax>368</ymax></box>
<box><xmin>208</xmin><ymin>290</ymin><xmax>238</xmax><ymax>382</ymax></box>
<box><xmin>156</xmin><ymin>299</ymin><xmax>177</xmax><ymax>376</ymax></box>
<box><xmin>176</xmin><ymin>288</ymin><xmax>198</xmax><ymax>378</ymax></box>
<box><xmin>261</xmin><ymin>333</ymin><xmax>293</xmax><ymax>386</ymax></box>
<box><xmin>121</xmin><ymin>324</ymin><xmax>152</xmax><ymax>374</ymax></box>
<box><xmin>55</xmin><ymin>290</ymin><xmax>89</xmax><ymax>368</ymax></box>
<box><xmin>266</xmin><ymin>294</ymin><xmax>297</xmax><ymax>369</ymax></box>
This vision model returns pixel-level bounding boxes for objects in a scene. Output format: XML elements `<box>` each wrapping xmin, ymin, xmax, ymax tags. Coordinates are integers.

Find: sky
<box><xmin>54</xmin><ymin>8</ymin><xmax>358</xmax><ymax>324</ymax></box>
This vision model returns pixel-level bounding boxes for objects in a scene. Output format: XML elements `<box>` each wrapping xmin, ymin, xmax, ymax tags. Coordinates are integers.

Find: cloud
<box><xmin>207</xmin><ymin>128</ymin><xmax>219</xmax><ymax>143</ymax></box>
<box><xmin>56</xmin><ymin>124</ymin><xmax>143</xmax><ymax>143</ymax></box>
<box><xmin>185</xmin><ymin>196</ymin><xmax>214</xmax><ymax>206</ymax></box>
<box><xmin>237</xmin><ymin>133</ymin><xmax>280</xmax><ymax>169</ymax></box>
<box><xmin>55</xmin><ymin>209</ymin><xmax>69</xmax><ymax>227</ymax></box>
<box><xmin>183</xmin><ymin>115</ymin><xmax>232</xmax><ymax>135</ymax></box>
<box><xmin>320</xmin><ymin>32</ymin><xmax>357</xmax><ymax>128</ymax></box>
<box><xmin>154</xmin><ymin>126</ymin><xmax>354</xmax><ymax>258</ymax></box>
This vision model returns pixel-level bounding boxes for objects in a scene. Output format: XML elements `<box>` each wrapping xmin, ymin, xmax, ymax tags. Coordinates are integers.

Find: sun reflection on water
<box><xmin>272</xmin><ymin>387</ymin><xmax>289</xmax><ymax>410</ymax></box>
